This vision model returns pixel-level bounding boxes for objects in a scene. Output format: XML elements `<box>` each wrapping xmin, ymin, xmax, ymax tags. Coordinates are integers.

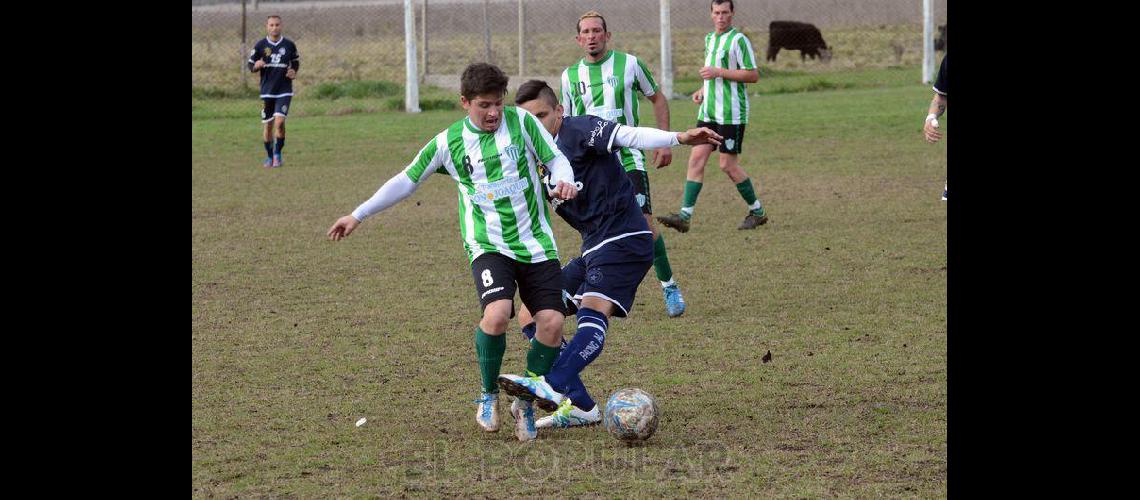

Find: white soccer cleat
<box><xmin>473</xmin><ymin>392</ymin><xmax>500</xmax><ymax>432</ymax></box>
<box><xmin>510</xmin><ymin>398</ymin><xmax>537</xmax><ymax>441</ymax></box>
<box><xmin>536</xmin><ymin>399</ymin><xmax>601</xmax><ymax>429</ymax></box>
<box><xmin>497</xmin><ymin>373</ymin><xmax>565</xmax><ymax>412</ymax></box>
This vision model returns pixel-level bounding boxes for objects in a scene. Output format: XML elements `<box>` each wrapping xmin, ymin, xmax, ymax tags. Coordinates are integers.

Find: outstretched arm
<box><xmin>327</xmin><ymin>174</ymin><xmax>420</xmax><ymax>241</ymax></box>
<box><xmin>611</xmin><ymin>125</ymin><xmax>723</xmax><ymax>150</ymax></box>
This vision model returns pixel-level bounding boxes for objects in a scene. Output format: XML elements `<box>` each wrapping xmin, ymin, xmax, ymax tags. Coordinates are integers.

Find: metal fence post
<box><xmin>923</xmin><ymin>0</ymin><xmax>934</xmax><ymax>84</ymax></box>
<box><xmin>660</xmin><ymin>0</ymin><xmax>672</xmax><ymax>99</ymax></box>
<box><xmin>405</xmin><ymin>0</ymin><xmax>421</xmax><ymax>112</ymax></box>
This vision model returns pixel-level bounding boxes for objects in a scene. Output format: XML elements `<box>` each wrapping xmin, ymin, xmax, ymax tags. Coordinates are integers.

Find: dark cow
<box><xmin>767</xmin><ymin>21</ymin><xmax>831</xmax><ymax>63</ymax></box>
<box><xmin>934</xmin><ymin>24</ymin><xmax>947</xmax><ymax>51</ymax></box>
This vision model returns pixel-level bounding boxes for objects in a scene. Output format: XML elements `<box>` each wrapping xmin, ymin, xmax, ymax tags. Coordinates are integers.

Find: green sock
<box><xmin>526</xmin><ymin>338</ymin><xmax>561</xmax><ymax>376</ymax></box>
<box><xmin>474</xmin><ymin>327</ymin><xmax>506</xmax><ymax>393</ymax></box>
<box><xmin>680</xmin><ymin>180</ymin><xmax>703</xmax><ymax>220</ymax></box>
<box><xmin>653</xmin><ymin>234</ymin><xmax>673</xmax><ymax>283</ymax></box>
<box><xmin>735</xmin><ymin>178</ymin><xmax>765</xmax><ymax>216</ymax></box>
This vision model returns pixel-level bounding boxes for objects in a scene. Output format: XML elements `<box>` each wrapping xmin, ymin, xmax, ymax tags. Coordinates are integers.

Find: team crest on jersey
<box><xmin>263</xmin><ymin>47</ymin><xmax>272</xmax><ymax>56</ymax></box>
<box><xmin>587</xmin><ymin>268</ymin><xmax>604</xmax><ymax>285</ymax></box>
<box><xmin>279</xmin><ymin>47</ymin><xmax>286</xmax><ymax>54</ymax></box>
<box><xmin>606</xmin><ymin>75</ymin><xmax>618</xmax><ymax>88</ymax></box>
<box><xmin>502</xmin><ymin>144</ymin><xmax>520</xmax><ymax>163</ymax></box>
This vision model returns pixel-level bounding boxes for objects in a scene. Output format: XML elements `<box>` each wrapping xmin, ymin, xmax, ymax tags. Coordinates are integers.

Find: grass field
<box><xmin>192</xmin><ymin>75</ymin><xmax>947</xmax><ymax>496</ymax></box>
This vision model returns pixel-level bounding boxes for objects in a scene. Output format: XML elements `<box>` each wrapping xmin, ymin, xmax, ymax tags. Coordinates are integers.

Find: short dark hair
<box><xmin>515</xmin><ymin>80</ymin><xmax>559</xmax><ymax>108</ymax></box>
<box><xmin>711</xmin><ymin>0</ymin><xmax>734</xmax><ymax>11</ymax></box>
<box><xmin>460</xmin><ymin>63</ymin><xmax>509</xmax><ymax>101</ymax></box>
<box><xmin>267</xmin><ymin>15</ymin><xmax>282</xmax><ymax>21</ymax></box>
<box><xmin>576</xmin><ymin>10</ymin><xmax>607</xmax><ymax>34</ymax></box>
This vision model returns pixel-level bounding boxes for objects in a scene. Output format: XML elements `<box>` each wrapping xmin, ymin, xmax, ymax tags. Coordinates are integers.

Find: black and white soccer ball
<box><xmin>604</xmin><ymin>387</ymin><xmax>659</xmax><ymax>442</ymax></box>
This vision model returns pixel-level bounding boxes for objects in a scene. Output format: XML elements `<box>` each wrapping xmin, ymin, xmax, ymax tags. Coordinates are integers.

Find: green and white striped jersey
<box><xmin>561</xmin><ymin>50</ymin><xmax>659</xmax><ymax>172</ymax></box>
<box><xmin>697</xmin><ymin>27</ymin><xmax>757</xmax><ymax>125</ymax></box>
<box><xmin>402</xmin><ymin>106</ymin><xmax>564</xmax><ymax>264</ymax></box>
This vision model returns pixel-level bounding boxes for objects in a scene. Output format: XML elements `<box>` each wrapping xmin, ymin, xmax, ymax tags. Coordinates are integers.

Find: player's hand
<box><xmin>253</xmin><ymin>60</ymin><xmax>266</xmax><ymax>71</ymax></box>
<box><xmin>652</xmin><ymin>148</ymin><xmax>673</xmax><ymax>169</ymax></box>
<box><xmin>692</xmin><ymin>88</ymin><xmax>704</xmax><ymax>104</ymax></box>
<box><xmin>327</xmin><ymin>215</ymin><xmax>361</xmax><ymax>241</ymax></box>
<box><xmin>286</xmin><ymin>68</ymin><xmax>297</xmax><ymax>79</ymax></box>
<box><xmin>677</xmin><ymin>127</ymin><xmax>723</xmax><ymax>147</ymax></box>
<box><xmin>550</xmin><ymin>180</ymin><xmax>578</xmax><ymax>201</ymax></box>
<box><xmin>699</xmin><ymin>66</ymin><xmax>721</xmax><ymax>80</ymax></box>
<box><xmin>923</xmin><ymin>118</ymin><xmax>942</xmax><ymax>144</ymax></box>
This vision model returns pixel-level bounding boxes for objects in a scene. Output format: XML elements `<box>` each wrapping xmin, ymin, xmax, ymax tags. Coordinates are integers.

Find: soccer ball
<box><xmin>603</xmin><ymin>388</ymin><xmax>659</xmax><ymax>442</ymax></box>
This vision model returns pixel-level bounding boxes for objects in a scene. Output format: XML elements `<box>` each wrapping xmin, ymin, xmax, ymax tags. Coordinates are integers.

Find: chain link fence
<box><xmin>193</xmin><ymin>0</ymin><xmax>946</xmax><ymax>116</ymax></box>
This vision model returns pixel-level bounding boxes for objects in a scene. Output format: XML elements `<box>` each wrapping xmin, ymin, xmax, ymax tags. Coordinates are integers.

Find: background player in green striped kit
<box><xmin>326</xmin><ymin>63</ymin><xmax>578</xmax><ymax>442</ymax></box>
<box><xmin>657</xmin><ymin>0</ymin><xmax>769</xmax><ymax>233</ymax></box>
<box><xmin>560</xmin><ymin>10</ymin><xmax>688</xmax><ymax>318</ymax></box>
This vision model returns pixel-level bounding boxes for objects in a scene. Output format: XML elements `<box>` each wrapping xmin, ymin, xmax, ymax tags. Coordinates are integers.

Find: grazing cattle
<box><xmin>934</xmin><ymin>24</ymin><xmax>947</xmax><ymax>51</ymax></box>
<box><xmin>767</xmin><ymin>21</ymin><xmax>832</xmax><ymax>63</ymax></box>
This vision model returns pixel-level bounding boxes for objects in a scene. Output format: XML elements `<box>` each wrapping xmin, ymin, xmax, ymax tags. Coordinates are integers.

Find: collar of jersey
<box><xmin>464</xmin><ymin>117</ymin><xmax>497</xmax><ymax>134</ymax></box>
<box><xmin>581</xmin><ymin>50</ymin><xmax>614</xmax><ymax>67</ymax></box>
<box><xmin>266</xmin><ymin>36</ymin><xmax>283</xmax><ymax>46</ymax></box>
<box><xmin>713</xmin><ymin>27</ymin><xmax>736</xmax><ymax>38</ymax></box>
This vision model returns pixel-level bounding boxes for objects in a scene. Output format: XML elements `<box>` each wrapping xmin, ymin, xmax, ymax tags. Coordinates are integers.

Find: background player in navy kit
<box><xmin>496</xmin><ymin>80</ymin><xmax>721</xmax><ymax>429</ymax></box>
<box><xmin>248</xmin><ymin>15</ymin><xmax>300</xmax><ymax>168</ymax></box>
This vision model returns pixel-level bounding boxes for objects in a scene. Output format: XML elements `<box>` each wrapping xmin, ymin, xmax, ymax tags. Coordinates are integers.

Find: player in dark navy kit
<box><xmin>248</xmin><ymin>15</ymin><xmax>300</xmax><ymax>168</ymax></box>
<box><xmin>496</xmin><ymin>80</ymin><xmax>721</xmax><ymax>430</ymax></box>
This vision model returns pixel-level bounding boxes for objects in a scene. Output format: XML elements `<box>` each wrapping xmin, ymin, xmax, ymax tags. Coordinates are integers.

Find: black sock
<box><xmin>264</xmin><ymin>141</ymin><xmax>273</xmax><ymax>158</ymax></box>
<box><xmin>275</xmin><ymin>137</ymin><xmax>285</xmax><ymax>155</ymax></box>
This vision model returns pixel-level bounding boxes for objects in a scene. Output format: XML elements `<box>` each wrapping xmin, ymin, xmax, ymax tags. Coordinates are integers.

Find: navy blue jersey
<box><xmin>248</xmin><ymin>37</ymin><xmax>300</xmax><ymax>98</ymax></box>
<box><xmin>549</xmin><ymin>115</ymin><xmax>651</xmax><ymax>253</ymax></box>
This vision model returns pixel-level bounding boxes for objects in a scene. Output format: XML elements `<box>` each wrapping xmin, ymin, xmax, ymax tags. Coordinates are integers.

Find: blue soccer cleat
<box><xmin>510</xmin><ymin>398</ymin><xmax>537</xmax><ymax>441</ymax></box>
<box><xmin>263</xmin><ymin>157</ymin><xmax>274</xmax><ymax>168</ymax></box>
<box><xmin>663</xmin><ymin>283</ymin><xmax>687</xmax><ymax>318</ymax></box>
<box><xmin>272</xmin><ymin>153</ymin><xmax>283</xmax><ymax>168</ymax></box>
<box><xmin>497</xmin><ymin>373</ymin><xmax>564</xmax><ymax>412</ymax></box>
<box><xmin>473</xmin><ymin>392</ymin><xmax>500</xmax><ymax>432</ymax></box>
<box><xmin>536</xmin><ymin>398</ymin><xmax>601</xmax><ymax>429</ymax></box>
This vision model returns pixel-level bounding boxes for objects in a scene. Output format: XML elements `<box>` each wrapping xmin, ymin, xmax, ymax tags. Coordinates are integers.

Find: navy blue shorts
<box><xmin>562</xmin><ymin>234</ymin><xmax>654</xmax><ymax>318</ymax></box>
<box><xmin>261</xmin><ymin>96</ymin><xmax>292</xmax><ymax>123</ymax></box>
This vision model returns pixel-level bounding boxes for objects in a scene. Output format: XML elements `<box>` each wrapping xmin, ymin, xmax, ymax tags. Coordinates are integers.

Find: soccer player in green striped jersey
<box><xmin>658</xmin><ymin>0</ymin><xmax>770</xmax><ymax>233</ymax></box>
<box><xmin>560</xmin><ymin>10</ymin><xmax>689</xmax><ymax>319</ymax></box>
<box><xmin>327</xmin><ymin>63</ymin><xmax>579</xmax><ymax>442</ymax></box>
